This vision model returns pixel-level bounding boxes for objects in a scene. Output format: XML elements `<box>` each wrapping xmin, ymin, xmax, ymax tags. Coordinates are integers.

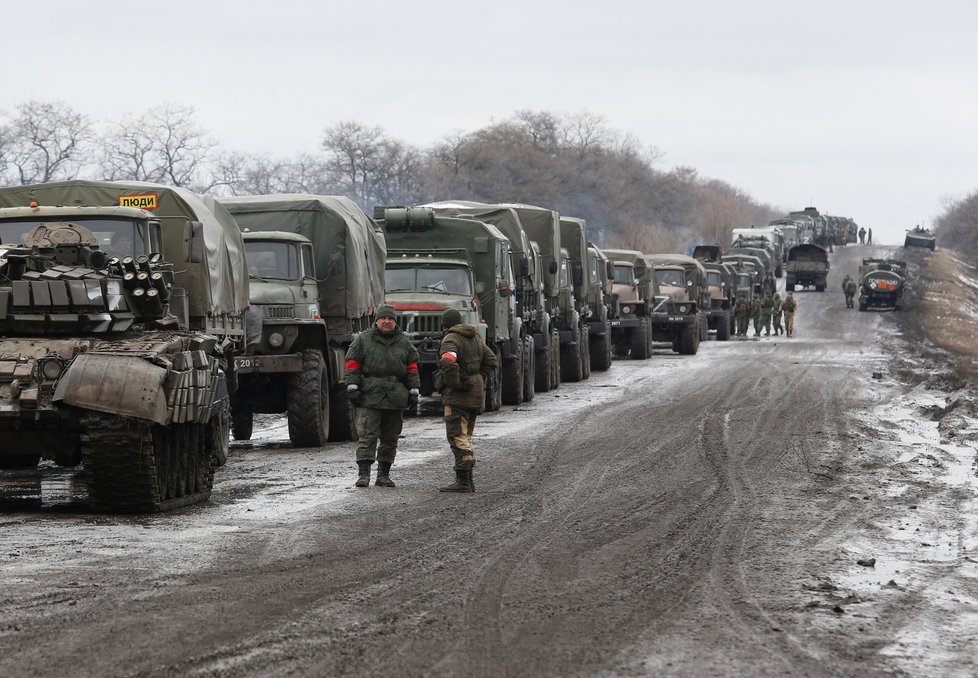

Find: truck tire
<box><xmin>550</xmin><ymin>332</ymin><xmax>561</xmax><ymax>390</ymax></box>
<box><xmin>716</xmin><ymin>311</ymin><xmax>731</xmax><ymax>341</ymax></box>
<box><xmin>484</xmin><ymin>347</ymin><xmax>503</xmax><ymax>411</ymax></box>
<box><xmin>815</xmin><ymin>284</ymin><xmax>825</xmax><ymax>292</ymax></box>
<box><xmin>231</xmin><ymin>407</ymin><xmax>253</xmax><ymax>441</ymax></box>
<box><xmin>580</xmin><ymin>330</ymin><xmax>591</xmax><ymax>379</ymax></box>
<box><xmin>630</xmin><ymin>319</ymin><xmax>650</xmax><ymax>360</ymax></box>
<box><xmin>287</xmin><ymin>350</ymin><xmax>329</xmax><ymax>447</ymax></box>
<box><xmin>327</xmin><ymin>385</ymin><xmax>355</xmax><ymax>441</ymax></box>
<box><xmin>501</xmin><ymin>337</ymin><xmax>524</xmax><ymax>405</ymax></box>
<box><xmin>678</xmin><ymin>323</ymin><xmax>699</xmax><ymax>355</ymax></box>
<box><xmin>590</xmin><ymin>331</ymin><xmax>612</xmax><ymax>371</ymax></box>
<box><xmin>858</xmin><ymin>298</ymin><xmax>867</xmax><ymax>312</ymax></box>
<box><xmin>560</xmin><ymin>328</ymin><xmax>584</xmax><ymax>382</ymax></box>
<box><xmin>535</xmin><ymin>335</ymin><xmax>553</xmax><ymax>392</ymax></box>
<box><xmin>522</xmin><ymin>336</ymin><xmax>535</xmax><ymax>402</ymax></box>
<box><xmin>209</xmin><ymin>399</ymin><xmax>231</xmax><ymax>468</ymax></box>
<box><xmin>786</xmin><ymin>282</ymin><xmax>795</xmax><ymax>291</ymax></box>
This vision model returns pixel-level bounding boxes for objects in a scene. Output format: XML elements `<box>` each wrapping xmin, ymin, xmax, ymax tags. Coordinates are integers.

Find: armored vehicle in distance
<box><xmin>905</xmin><ymin>226</ymin><xmax>936</xmax><ymax>250</ymax></box>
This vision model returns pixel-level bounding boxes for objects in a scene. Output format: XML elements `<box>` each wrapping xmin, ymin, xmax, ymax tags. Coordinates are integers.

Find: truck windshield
<box><xmin>707</xmin><ymin>272</ymin><xmax>722</xmax><ymax>286</ymax></box>
<box><xmin>0</xmin><ymin>218</ymin><xmax>146</xmax><ymax>257</ymax></box>
<box><xmin>612</xmin><ymin>265</ymin><xmax>634</xmax><ymax>284</ymax></box>
<box><xmin>385</xmin><ymin>266</ymin><xmax>472</xmax><ymax>295</ymax></box>
<box><xmin>245</xmin><ymin>241</ymin><xmax>300</xmax><ymax>280</ymax></box>
<box><xmin>655</xmin><ymin>270</ymin><xmax>685</xmax><ymax>287</ymax></box>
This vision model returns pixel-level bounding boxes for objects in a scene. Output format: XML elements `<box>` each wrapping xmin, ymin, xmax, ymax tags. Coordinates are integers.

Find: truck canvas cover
<box><xmin>0</xmin><ymin>180</ymin><xmax>248</xmax><ymax>319</ymax></box>
<box><xmin>219</xmin><ymin>195</ymin><xmax>386</xmax><ymax>323</ymax></box>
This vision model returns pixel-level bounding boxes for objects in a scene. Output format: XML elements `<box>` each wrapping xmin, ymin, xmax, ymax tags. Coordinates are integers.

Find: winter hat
<box><xmin>376</xmin><ymin>304</ymin><xmax>397</xmax><ymax>320</ymax></box>
<box><xmin>441</xmin><ymin>309</ymin><xmax>462</xmax><ymax>328</ymax></box>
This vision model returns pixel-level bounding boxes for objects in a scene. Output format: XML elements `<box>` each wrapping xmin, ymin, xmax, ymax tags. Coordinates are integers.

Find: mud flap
<box><xmin>54</xmin><ymin>353</ymin><xmax>169</xmax><ymax>424</ymax></box>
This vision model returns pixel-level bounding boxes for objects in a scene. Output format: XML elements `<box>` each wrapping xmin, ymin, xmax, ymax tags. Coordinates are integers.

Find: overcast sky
<box><xmin>5</xmin><ymin>0</ymin><xmax>977</xmax><ymax>245</ymax></box>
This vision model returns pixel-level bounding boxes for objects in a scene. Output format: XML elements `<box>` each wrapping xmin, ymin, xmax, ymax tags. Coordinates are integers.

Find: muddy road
<box><xmin>3</xmin><ymin>244</ymin><xmax>978</xmax><ymax>677</ymax></box>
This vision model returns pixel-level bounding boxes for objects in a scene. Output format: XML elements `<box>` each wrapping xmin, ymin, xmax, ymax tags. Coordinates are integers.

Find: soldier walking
<box><xmin>759</xmin><ymin>293</ymin><xmax>774</xmax><ymax>336</ymax></box>
<box><xmin>867</xmin><ymin>227</ymin><xmax>873</xmax><ymax>244</ymax></box>
<box><xmin>782</xmin><ymin>292</ymin><xmax>797</xmax><ymax>336</ymax></box>
<box><xmin>858</xmin><ymin>226</ymin><xmax>866</xmax><ymax>244</ymax></box>
<box><xmin>734</xmin><ymin>296</ymin><xmax>750</xmax><ymax>336</ymax></box>
<box><xmin>752</xmin><ymin>296</ymin><xmax>763</xmax><ymax>336</ymax></box>
<box><xmin>843</xmin><ymin>274</ymin><xmax>858</xmax><ymax>308</ymax></box>
<box><xmin>436</xmin><ymin>309</ymin><xmax>498</xmax><ymax>493</ymax></box>
<box><xmin>345</xmin><ymin>305</ymin><xmax>420</xmax><ymax>488</ymax></box>
<box><xmin>772</xmin><ymin>292</ymin><xmax>784</xmax><ymax>335</ymax></box>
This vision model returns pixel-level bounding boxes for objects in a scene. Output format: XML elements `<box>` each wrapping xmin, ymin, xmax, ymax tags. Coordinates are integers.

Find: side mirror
<box><xmin>573</xmin><ymin>264</ymin><xmax>584</xmax><ymax>287</ymax></box>
<box><xmin>549</xmin><ymin>260</ymin><xmax>559</xmax><ymax>275</ymax></box>
<box><xmin>519</xmin><ymin>256</ymin><xmax>530</xmax><ymax>277</ymax></box>
<box><xmin>184</xmin><ymin>220</ymin><xmax>204</xmax><ymax>264</ymax></box>
<box><xmin>606</xmin><ymin>261</ymin><xmax>615</xmax><ymax>279</ymax></box>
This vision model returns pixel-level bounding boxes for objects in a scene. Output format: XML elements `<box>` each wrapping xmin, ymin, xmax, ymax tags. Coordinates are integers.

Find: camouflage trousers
<box><xmin>444</xmin><ymin>404</ymin><xmax>479</xmax><ymax>471</ymax></box>
<box><xmin>752</xmin><ymin>315</ymin><xmax>762</xmax><ymax>335</ymax></box>
<box><xmin>760</xmin><ymin>314</ymin><xmax>772</xmax><ymax>334</ymax></box>
<box><xmin>783</xmin><ymin>312</ymin><xmax>795</xmax><ymax>335</ymax></box>
<box><xmin>772</xmin><ymin>312</ymin><xmax>783</xmax><ymax>334</ymax></box>
<box><xmin>354</xmin><ymin>407</ymin><xmax>404</xmax><ymax>464</ymax></box>
<box><xmin>736</xmin><ymin>314</ymin><xmax>750</xmax><ymax>335</ymax></box>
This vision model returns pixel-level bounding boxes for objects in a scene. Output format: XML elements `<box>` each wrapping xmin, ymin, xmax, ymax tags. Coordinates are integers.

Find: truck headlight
<box><xmin>268</xmin><ymin>332</ymin><xmax>285</xmax><ymax>348</ymax></box>
<box><xmin>621</xmin><ymin>305</ymin><xmax>632</xmax><ymax>314</ymax></box>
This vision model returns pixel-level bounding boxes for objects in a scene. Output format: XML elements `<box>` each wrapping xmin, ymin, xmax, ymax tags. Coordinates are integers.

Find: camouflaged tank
<box><xmin>0</xmin><ymin>206</ymin><xmax>231</xmax><ymax>512</ymax></box>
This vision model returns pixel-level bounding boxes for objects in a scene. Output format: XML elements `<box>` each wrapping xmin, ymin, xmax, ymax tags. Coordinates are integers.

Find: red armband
<box><xmin>407</xmin><ymin>362</ymin><xmax>419</xmax><ymax>372</ymax></box>
<box><xmin>440</xmin><ymin>351</ymin><xmax>457</xmax><ymax>362</ymax></box>
<box><xmin>345</xmin><ymin>359</ymin><xmax>362</xmax><ymax>371</ymax></box>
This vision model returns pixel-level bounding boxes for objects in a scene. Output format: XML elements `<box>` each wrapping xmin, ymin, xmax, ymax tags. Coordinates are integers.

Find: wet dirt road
<box><xmin>3</xmin><ymin>244</ymin><xmax>977</xmax><ymax>677</ymax></box>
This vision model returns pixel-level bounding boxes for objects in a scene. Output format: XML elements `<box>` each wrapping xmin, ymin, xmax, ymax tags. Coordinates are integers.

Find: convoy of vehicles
<box><xmin>647</xmin><ymin>254</ymin><xmax>709</xmax><ymax>355</ymax></box>
<box><xmin>602</xmin><ymin>249</ymin><xmax>656</xmax><ymax>359</ymax></box>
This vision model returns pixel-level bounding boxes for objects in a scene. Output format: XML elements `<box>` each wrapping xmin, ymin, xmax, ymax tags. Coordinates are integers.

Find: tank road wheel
<box><xmin>82</xmin><ymin>413</ymin><xmax>215</xmax><ymax>513</ymax></box>
<box><xmin>522</xmin><ymin>336</ymin><xmax>536</xmax><ymax>403</ymax></box>
<box><xmin>231</xmin><ymin>407</ymin><xmax>253</xmax><ymax>442</ymax></box>
<box><xmin>287</xmin><ymin>350</ymin><xmax>330</xmax><ymax>447</ymax></box>
<box><xmin>535</xmin><ymin>335</ymin><xmax>553</xmax><ymax>392</ymax></box>
<box><xmin>580</xmin><ymin>329</ymin><xmax>591</xmax><ymax>379</ymax></box>
<box><xmin>501</xmin><ymin>337</ymin><xmax>524</xmax><ymax>405</ymax></box>
<box><xmin>484</xmin><ymin>347</ymin><xmax>503</xmax><ymax>412</ymax></box>
<box><xmin>327</xmin><ymin>384</ymin><xmax>355</xmax><ymax>441</ymax></box>
<box><xmin>678</xmin><ymin>323</ymin><xmax>699</xmax><ymax>355</ymax></box>
<box><xmin>716</xmin><ymin>311</ymin><xmax>731</xmax><ymax>341</ymax></box>
<box><xmin>560</xmin><ymin>327</ymin><xmax>584</xmax><ymax>383</ymax></box>
<box><xmin>629</xmin><ymin>319</ymin><xmax>650</xmax><ymax>360</ymax></box>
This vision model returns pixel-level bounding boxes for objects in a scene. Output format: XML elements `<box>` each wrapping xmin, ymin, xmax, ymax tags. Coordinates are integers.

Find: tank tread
<box><xmin>81</xmin><ymin>412</ymin><xmax>215</xmax><ymax>513</ymax></box>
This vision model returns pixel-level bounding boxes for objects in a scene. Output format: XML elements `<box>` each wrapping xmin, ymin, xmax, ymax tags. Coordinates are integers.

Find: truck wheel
<box><xmin>501</xmin><ymin>337</ymin><xmax>524</xmax><ymax>405</ymax></box>
<box><xmin>560</xmin><ymin>328</ymin><xmax>584</xmax><ymax>382</ymax></box>
<box><xmin>484</xmin><ymin>347</ymin><xmax>503</xmax><ymax>411</ymax></box>
<box><xmin>716</xmin><ymin>311</ymin><xmax>731</xmax><ymax>341</ymax></box>
<box><xmin>535</xmin><ymin>335</ymin><xmax>552</xmax><ymax>392</ymax></box>
<box><xmin>786</xmin><ymin>283</ymin><xmax>795</xmax><ymax>291</ymax></box>
<box><xmin>208</xmin><ymin>399</ymin><xmax>231</xmax><ymax>467</ymax></box>
<box><xmin>522</xmin><ymin>336</ymin><xmax>535</xmax><ymax>402</ymax></box>
<box><xmin>580</xmin><ymin>330</ymin><xmax>591</xmax><ymax>379</ymax></box>
<box><xmin>231</xmin><ymin>407</ymin><xmax>253</xmax><ymax>441</ymax></box>
<box><xmin>679</xmin><ymin>324</ymin><xmax>699</xmax><ymax>355</ymax></box>
<box><xmin>815</xmin><ymin>284</ymin><xmax>825</xmax><ymax>292</ymax></box>
<box><xmin>287</xmin><ymin>350</ymin><xmax>329</xmax><ymax>447</ymax></box>
<box><xmin>327</xmin><ymin>385</ymin><xmax>355</xmax><ymax>441</ymax></box>
<box><xmin>550</xmin><ymin>332</ymin><xmax>561</xmax><ymax>390</ymax></box>
<box><xmin>858</xmin><ymin>299</ymin><xmax>867</xmax><ymax>312</ymax></box>
<box><xmin>630</xmin><ymin>319</ymin><xmax>650</xmax><ymax>360</ymax></box>
<box><xmin>590</xmin><ymin>332</ymin><xmax>612</xmax><ymax>371</ymax></box>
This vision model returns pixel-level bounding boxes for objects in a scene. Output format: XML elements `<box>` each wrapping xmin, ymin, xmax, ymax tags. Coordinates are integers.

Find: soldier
<box><xmin>759</xmin><ymin>293</ymin><xmax>774</xmax><ymax>336</ymax></box>
<box><xmin>858</xmin><ymin>226</ymin><xmax>866</xmax><ymax>244</ymax></box>
<box><xmin>772</xmin><ymin>292</ymin><xmax>784</xmax><ymax>335</ymax></box>
<box><xmin>752</xmin><ymin>295</ymin><xmax>763</xmax><ymax>336</ymax></box>
<box><xmin>436</xmin><ymin>308</ymin><xmax>498</xmax><ymax>494</ymax></box>
<box><xmin>734</xmin><ymin>296</ymin><xmax>750</xmax><ymax>336</ymax></box>
<box><xmin>843</xmin><ymin>274</ymin><xmax>858</xmax><ymax>308</ymax></box>
<box><xmin>867</xmin><ymin>227</ymin><xmax>873</xmax><ymax>244</ymax></box>
<box><xmin>782</xmin><ymin>291</ymin><xmax>797</xmax><ymax>336</ymax></box>
<box><xmin>345</xmin><ymin>304</ymin><xmax>420</xmax><ymax>488</ymax></box>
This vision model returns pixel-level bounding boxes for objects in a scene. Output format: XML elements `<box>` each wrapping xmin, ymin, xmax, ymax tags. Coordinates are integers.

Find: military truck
<box><xmin>0</xmin><ymin>180</ymin><xmax>251</xmax><ymax>512</ymax></box>
<box><xmin>905</xmin><ymin>226</ymin><xmax>936</xmax><ymax>250</ymax></box>
<box><xmin>858</xmin><ymin>257</ymin><xmax>906</xmax><ymax>311</ymax></box>
<box><xmin>586</xmin><ymin>241</ymin><xmax>615</xmax><ymax>370</ymax></box>
<box><xmin>374</xmin><ymin>206</ymin><xmax>520</xmax><ymax>411</ymax></box>
<box><xmin>425</xmin><ymin>201</ymin><xmax>553</xmax><ymax>396</ymax></box>
<box><xmin>785</xmin><ymin>243</ymin><xmax>829</xmax><ymax>291</ymax></box>
<box><xmin>693</xmin><ymin>245</ymin><xmax>735</xmax><ymax>341</ymax></box>
<box><xmin>722</xmin><ymin>253</ymin><xmax>772</xmax><ymax>296</ymax></box>
<box><xmin>219</xmin><ymin>195</ymin><xmax>386</xmax><ymax>444</ymax></box>
<box><xmin>730</xmin><ymin>227</ymin><xmax>785</xmax><ymax>276</ymax></box>
<box><xmin>559</xmin><ymin>216</ymin><xmax>605</xmax><ymax>380</ymax></box>
<box><xmin>602</xmin><ymin>249</ymin><xmax>655</xmax><ymax>360</ymax></box>
<box><xmin>647</xmin><ymin>254</ymin><xmax>709</xmax><ymax>355</ymax></box>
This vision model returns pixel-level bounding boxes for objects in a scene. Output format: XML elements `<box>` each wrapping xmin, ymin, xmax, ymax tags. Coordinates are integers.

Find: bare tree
<box><xmin>99</xmin><ymin>103</ymin><xmax>215</xmax><ymax>189</ymax></box>
<box><xmin>322</xmin><ymin>121</ymin><xmax>385</xmax><ymax>206</ymax></box>
<box><xmin>6</xmin><ymin>100</ymin><xmax>92</xmax><ymax>184</ymax></box>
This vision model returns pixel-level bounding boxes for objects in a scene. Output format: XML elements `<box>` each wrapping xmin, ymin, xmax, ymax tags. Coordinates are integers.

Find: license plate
<box><xmin>236</xmin><ymin>357</ymin><xmax>262</xmax><ymax>369</ymax></box>
<box><xmin>610</xmin><ymin>320</ymin><xmax>622</xmax><ymax>326</ymax></box>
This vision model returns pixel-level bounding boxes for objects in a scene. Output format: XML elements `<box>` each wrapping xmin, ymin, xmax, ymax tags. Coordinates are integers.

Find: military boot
<box><xmin>375</xmin><ymin>461</ymin><xmax>395</xmax><ymax>488</ymax></box>
<box><xmin>354</xmin><ymin>461</ymin><xmax>372</xmax><ymax>488</ymax></box>
<box><xmin>439</xmin><ymin>470</ymin><xmax>475</xmax><ymax>493</ymax></box>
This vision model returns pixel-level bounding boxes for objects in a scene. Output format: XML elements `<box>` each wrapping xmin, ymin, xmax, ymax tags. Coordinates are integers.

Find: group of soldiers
<box><xmin>733</xmin><ymin>291</ymin><xmax>798</xmax><ymax>337</ymax></box>
<box><xmin>343</xmin><ymin>305</ymin><xmax>497</xmax><ymax>494</ymax></box>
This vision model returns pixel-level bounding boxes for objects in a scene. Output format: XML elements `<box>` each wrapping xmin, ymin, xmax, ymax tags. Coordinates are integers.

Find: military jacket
<box><xmin>437</xmin><ymin>324</ymin><xmax>498</xmax><ymax>413</ymax></box>
<box><xmin>782</xmin><ymin>297</ymin><xmax>797</xmax><ymax>313</ymax></box>
<box><xmin>345</xmin><ymin>326</ymin><xmax>420</xmax><ymax>410</ymax></box>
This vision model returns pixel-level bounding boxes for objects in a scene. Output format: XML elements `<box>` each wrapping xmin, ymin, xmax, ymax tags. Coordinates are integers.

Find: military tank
<box><xmin>0</xmin><ymin>206</ymin><xmax>230</xmax><ymax>512</ymax></box>
<box><xmin>905</xmin><ymin>226</ymin><xmax>936</xmax><ymax>250</ymax></box>
<box><xmin>857</xmin><ymin>257</ymin><xmax>907</xmax><ymax>311</ymax></box>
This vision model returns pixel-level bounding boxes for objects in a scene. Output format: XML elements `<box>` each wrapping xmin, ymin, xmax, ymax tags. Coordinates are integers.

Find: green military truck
<box><xmin>0</xmin><ymin>180</ymin><xmax>250</xmax><ymax>512</ymax></box>
<box><xmin>648</xmin><ymin>254</ymin><xmax>710</xmax><ymax>355</ymax></box>
<box><xmin>602</xmin><ymin>249</ymin><xmax>656</xmax><ymax>360</ymax></box>
<box><xmin>693</xmin><ymin>245</ymin><xmax>735</xmax><ymax>341</ymax></box>
<box><xmin>586</xmin><ymin>241</ymin><xmax>615</xmax><ymax>370</ymax></box>
<box><xmin>425</xmin><ymin>201</ymin><xmax>553</xmax><ymax>397</ymax></box>
<box><xmin>558</xmin><ymin>215</ymin><xmax>600</xmax><ymax>380</ymax></box>
<box><xmin>375</xmin><ymin>206</ymin><xmax>522</xmax><ymax>411</ymax></box>
<box><xmin>858</xmin><ymin>257</ymin><xmax>906</xmax><ymax>311</ymax></box>
<box><xmin>785</xmin><ymin>243</ymin><xmax>830</xmax><ymax>291</ymax></box>
<box><xmin>219</xmin><ymin>195</ymin><xmax>386</xmax><ymax>445</ymax></box>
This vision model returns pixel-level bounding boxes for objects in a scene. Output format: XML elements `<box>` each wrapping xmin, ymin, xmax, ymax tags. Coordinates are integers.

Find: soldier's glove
<box><xmin>347</xmin><ymin>385</ymin><xmax>363</xmax><ymax>407</ymax></box>
<box><xmin>407</xmin><ymin>388</ymin><xmax>419</xmax><ymax>409</ymax></box>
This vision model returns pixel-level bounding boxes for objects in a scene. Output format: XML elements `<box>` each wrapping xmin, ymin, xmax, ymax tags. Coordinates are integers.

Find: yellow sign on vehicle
<box><xmin>119</xmin><ymin>193</ymin><xmax>159</xmax><ymax>210</ymax></box>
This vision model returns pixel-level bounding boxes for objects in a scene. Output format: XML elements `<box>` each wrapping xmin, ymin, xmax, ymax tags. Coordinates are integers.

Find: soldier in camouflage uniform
<box><xmin>759</xmin><ymin>293</ymin><xmax>775</xmax><ymax>336</ymax></box>
<box><xmin>345</xmin><ymin>304</ymin><xmax>420</xmax><ymax>488</ymax></box>
<box><xmin>752</xmin><ymin>296</ymin><xmax>763</xmax><ymax>336</ymax></box>
<box><xmin>436</xmin><ymin>309</ymin><xmax>498</xmax><ymax>493</ymax></box>
<box><xmin>734</xmin><ymin>296</ymin><xmax>751</xmax><ymax>336</ymax></box>
<box><xmin>782</xmin><ymin>292</ymin><xmax>797</xmax><ymax>336</ymax></box>
<box><xmin>772</xmin><ymin>292</ymin><xmax>783</xmax><ymax>335</ymax></box>
<box><xmin>843</xmin><ymin>274</ymin><xmax>858</xmax><ymax>308</ymax></box>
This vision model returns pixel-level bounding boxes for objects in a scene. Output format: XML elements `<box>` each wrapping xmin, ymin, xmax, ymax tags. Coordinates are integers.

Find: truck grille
<box><xmin>263</xmin><ymin>305</ymin><xmax>296</xmax><ymax>319</ymax></box>
<box><xmin>398</xmin><ymin>313</ymin><xmax>442</xmax><ymax>335</ymax></box>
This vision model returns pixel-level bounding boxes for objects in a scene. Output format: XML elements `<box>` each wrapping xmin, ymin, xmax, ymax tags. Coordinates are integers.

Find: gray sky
<box><xmin>5</xmin><ymin>0</ymin><xmax>977</xmax><ymax>245</ymax></box>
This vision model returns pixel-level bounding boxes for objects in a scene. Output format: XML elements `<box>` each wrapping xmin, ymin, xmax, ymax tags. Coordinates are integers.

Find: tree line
<box><xmin>0</xmin><ymin>100</ymin><xmax>780</xmax><ymax>252</ymax></box>
<box><xmin>935</xmin><ymin>191</ymin><xmax>978</xmax><ymax>259</ymax></box>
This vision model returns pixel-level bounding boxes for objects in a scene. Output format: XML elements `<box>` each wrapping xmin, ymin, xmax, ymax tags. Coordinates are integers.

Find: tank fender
<box><xmin>54</xmin><ymin>353</ymin><xmax>170</xmax><ymax>424</ymax></box>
